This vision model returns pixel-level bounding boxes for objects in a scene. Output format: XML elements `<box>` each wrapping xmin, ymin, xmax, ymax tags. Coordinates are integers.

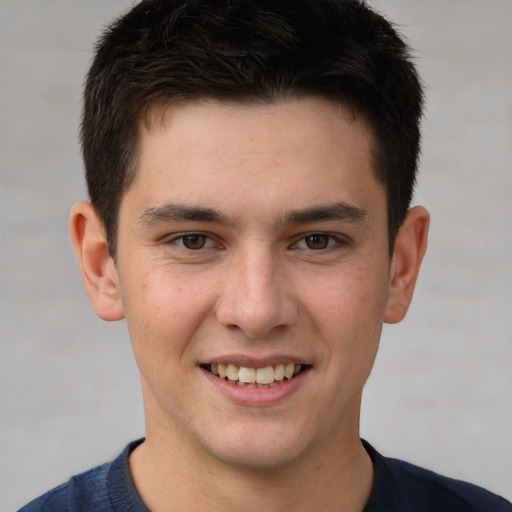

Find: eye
<box><xmin>293</xmin><ymin>233</ymin><xmax>340</xmax><ymax>250</ymax></box>
<box><xmin>304</xmin><ymin>234</ymin><xmax>331</xmax><ymax>250</ymax></box>
<box><xmin>173</xmin><ymin>234</ymin><xmax>215</xmax><ymax>250</ymax></box>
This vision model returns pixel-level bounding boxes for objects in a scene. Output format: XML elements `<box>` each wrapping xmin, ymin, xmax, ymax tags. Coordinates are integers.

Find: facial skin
<box><xmin>70</xmin><ymin>96</ymin><xmax>428</xmax><ymax>511</ymax></box>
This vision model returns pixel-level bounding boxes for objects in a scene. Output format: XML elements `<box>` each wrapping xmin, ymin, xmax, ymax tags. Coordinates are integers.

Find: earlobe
<box><xmin>69</xmin><ymin>201</ymin><xmax>125</xmax><ymax>321</ymax></box>
<box><xmin>384</xmin><ymin>206</ymin><xmax>429</xmax><ymax>324</ymax></box>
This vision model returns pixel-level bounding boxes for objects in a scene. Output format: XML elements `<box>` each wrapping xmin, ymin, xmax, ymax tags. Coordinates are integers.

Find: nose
<box><xmin>215</xmin><ymin>242</ymin><xmax>298</xmax><ymax>338</ymax></box>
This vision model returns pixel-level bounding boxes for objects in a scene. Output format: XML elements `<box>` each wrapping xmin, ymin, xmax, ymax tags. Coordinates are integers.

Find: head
<box><xmin>71</xmin><ymin>0</ymin><xmax>429</xmax><ymax>475</ymax></box>
<box><xmin>81</xmin><ymin>0</ymin><xmax>424</xmax><ymax>258</ymax></box>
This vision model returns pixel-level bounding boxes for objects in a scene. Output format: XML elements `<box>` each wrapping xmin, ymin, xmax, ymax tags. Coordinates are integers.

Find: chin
<box><xmin>199</xmin><ymin>422</ymin><xmax>315</xmax><ymax>471</ymax></box>
<box><xmin>211</xmin><ymin>445</ymin><xmax>305</xmax><ymax>472</ymax></box>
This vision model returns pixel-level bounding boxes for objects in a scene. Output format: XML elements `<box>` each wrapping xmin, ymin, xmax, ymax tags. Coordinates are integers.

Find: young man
<box><xmin>19</xmin><ymin>0</ymin><xmax>511</xmax><ymax>511</ymax></box>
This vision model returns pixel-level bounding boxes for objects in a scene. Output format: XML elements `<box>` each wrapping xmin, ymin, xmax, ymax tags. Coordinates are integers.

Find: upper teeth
<box><xmin>211</xmin><ymin>363</ymin><xmax>301</xmax><ymax>385</ymax></box>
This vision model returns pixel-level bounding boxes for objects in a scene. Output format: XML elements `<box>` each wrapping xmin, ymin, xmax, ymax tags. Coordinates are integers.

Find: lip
<box><xmin>200</xmin><ymin>365</ymin><xmax>311</xmax><ymax>407</ymax></box>
<box><xmin>204</xmin><ymin>353</ymin><xmax>313</xmax><ymax>368</ymax></box>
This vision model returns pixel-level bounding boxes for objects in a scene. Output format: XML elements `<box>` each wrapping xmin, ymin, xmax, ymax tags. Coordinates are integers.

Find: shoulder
<box><xmin>17</xmin><ymin>461</ymin><xmax>111</xmax><ymax>512</ymax></box>
<box><xmin>363</xmin><ymin>440</ymin><xmax>512</xmax><ymax>512</ymax></box>
<box><xmin>17</xmin><ymin>440</ymin><xmax>145</xmax><ymax>512</ymax></box>
<box><xmin>384</xmin><ymin>457</ymin><xmax>511</xmax><ymax>511</ymax></box>
<box><xmin>17</xmin><ymin>480</ymin><xmax>69</xmax><ymax>512</ymax></box>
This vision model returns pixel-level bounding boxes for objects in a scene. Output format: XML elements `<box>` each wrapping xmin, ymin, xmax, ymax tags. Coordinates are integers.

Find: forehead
<box><xmin>125</xmin><ymin>96</ymin><xmax>384</xmax><ymax>222</ymax></box>
<box><xmin>144</xmin><ymin>96</ymin><xmax>376</xmax><ymax>157</ymax></box>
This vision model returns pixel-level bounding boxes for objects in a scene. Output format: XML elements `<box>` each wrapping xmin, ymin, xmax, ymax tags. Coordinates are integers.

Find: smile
<box><xmin>205</xmin><ymin>363</ymin><xmax>306</xmax><ymax>388</ymax></box>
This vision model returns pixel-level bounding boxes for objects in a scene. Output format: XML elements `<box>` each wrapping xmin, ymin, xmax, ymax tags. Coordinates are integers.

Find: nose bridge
<box><xmin>216</xmin><ymin>240</ymin><xmax>296</xmax><ymax>337</ymax></box>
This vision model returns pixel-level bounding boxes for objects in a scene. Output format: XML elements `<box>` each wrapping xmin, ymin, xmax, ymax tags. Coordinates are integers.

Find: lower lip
<box><xmin>201</xmin><ymin>367</ymin><xmax>310</xmax><ymax>406</ymax></box>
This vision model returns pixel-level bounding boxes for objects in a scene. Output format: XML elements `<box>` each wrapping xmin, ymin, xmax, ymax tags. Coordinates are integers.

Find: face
<box><xmin>114</xmin><ymin>97</ymin><xmax>393</xmax><ymax>469</ymax></box>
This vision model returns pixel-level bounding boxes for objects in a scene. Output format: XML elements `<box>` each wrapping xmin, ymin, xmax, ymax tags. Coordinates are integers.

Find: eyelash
<box><xmin>291</xmin><ymin>233</ymin><xmax>345</xmax><ymax>251</ymax></box>
<box><xmin>167</xmin><ymin>233</ymin><xmax>218</xmax><ymax>251</ymax></box>
<box><xmin>166</xmin><ymin>232</ymin><xmax>347</xmax><ymax>252</ymax></box>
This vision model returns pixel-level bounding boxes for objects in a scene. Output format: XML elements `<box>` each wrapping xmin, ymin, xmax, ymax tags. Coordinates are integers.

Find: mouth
<box><xmin>201</xmin><ymin>363</ymin><xmax>310</xmax><ymax>388</ymax></box>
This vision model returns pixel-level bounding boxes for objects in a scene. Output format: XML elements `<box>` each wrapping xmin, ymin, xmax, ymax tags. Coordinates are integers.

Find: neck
<box><xmin>129</xmin><ymin>416</ymin><xmax>373</xmax><ymax>512</ymax></box>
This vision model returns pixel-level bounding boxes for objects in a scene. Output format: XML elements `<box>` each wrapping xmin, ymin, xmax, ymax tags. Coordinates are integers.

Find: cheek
<box><xmin>119</xmin><ymin>267</ymin><xmax>204</xmax><ymax>357</ymax></box>
<box><xmin>319</xmin><ymin>263</ymin><xmax>388</xmax><ymax>317</ymax></box>
<box><xmin>304</xmin><ymin>262</ymin><xmax>390</xmax><ymax>356</ymax></box>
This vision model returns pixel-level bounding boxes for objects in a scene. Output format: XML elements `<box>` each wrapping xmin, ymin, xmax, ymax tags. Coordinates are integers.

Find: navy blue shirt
<box><xmin>19</xmin><ymin>439</ymin><xmax>512</xmax><ymax>511</ymax></box>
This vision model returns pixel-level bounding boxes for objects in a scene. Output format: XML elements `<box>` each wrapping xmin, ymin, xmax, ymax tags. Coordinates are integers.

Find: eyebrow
<box><xmin>138</xmin><ymin>201</ymin><xmax>368</xmax><ymax>228</ymax></box>
<box><xmin>283</xmin><ymin>202</ymin><xmax>368</xmax><ymax>225</ymax></box>
<box><xmin>138</xmin><ymin>203</ymin><xmax>233</xmax><ymax>226</ymax></box>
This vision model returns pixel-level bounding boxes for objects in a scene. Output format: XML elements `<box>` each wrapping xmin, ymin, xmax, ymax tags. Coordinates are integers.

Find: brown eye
<box><xmin>304</xmin><ymin>234</ymin><xmax>330</xmax><ymax>250</ymax></box>
<box><xmin>182</xmin><ymin>234</ymin><xmax>207</xmax><ymax>250</ymax></box>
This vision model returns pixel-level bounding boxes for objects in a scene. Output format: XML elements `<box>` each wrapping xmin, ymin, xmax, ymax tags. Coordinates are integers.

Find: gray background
<box><xmin>1</xmin><ymin>0</ymin><xmax>511</xmax><ymax>510</ymax></box>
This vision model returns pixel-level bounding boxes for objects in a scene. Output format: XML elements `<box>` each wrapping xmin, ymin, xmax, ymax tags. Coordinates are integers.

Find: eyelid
<box><xmin>162</xmin><ymin>231</ymin><xmax>349</xmax><ymax>251</ymax></box>
<box><xmin>165</xmin><ymin>232</ymin><xmax>220</xmax><ymax>250</ymax></box>
<box><xmin>290</xmin><ymin>232</ymin><xmax>348</xmax><ymax>250</ymax></box>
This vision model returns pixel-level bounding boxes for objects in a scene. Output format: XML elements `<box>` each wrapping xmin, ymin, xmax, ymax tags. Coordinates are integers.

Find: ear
<box><xmin>69</xmin><ymin>201</ymin><xmax>125</xmax><ymax>321</ymax></box>
<box><xmin>384</xmin><ymin>206</ymin><xmax>430</xmax><ymax>324</ymax></box>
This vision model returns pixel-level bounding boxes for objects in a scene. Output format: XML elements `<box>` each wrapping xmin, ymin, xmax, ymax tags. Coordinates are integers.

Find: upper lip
<box><xmin>201</xmin><ymin>354</ymin><xmax>313</xmax><ymax>368</ymax></box>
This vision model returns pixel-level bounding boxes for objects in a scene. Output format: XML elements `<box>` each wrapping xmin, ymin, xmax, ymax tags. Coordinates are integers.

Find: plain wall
<box><xmin>1</xmin><ymin>1</ymin><xmax>511</xmax><ymax>509</ymax></box>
